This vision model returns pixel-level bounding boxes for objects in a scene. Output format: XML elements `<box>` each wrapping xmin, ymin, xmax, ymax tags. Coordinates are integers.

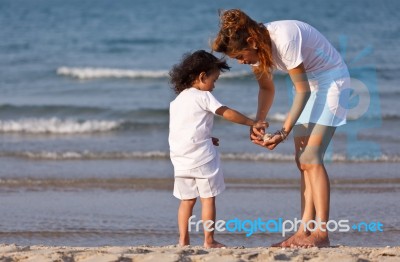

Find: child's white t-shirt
<box><xmin>265</xmin><ymin>20</ymin><xmax>344</xmax><ymax>73</ymax></box>
<box><xmin>169</xmin><ymin>88</ymin><xmax>224</xmax><ymax>170</ymax></box>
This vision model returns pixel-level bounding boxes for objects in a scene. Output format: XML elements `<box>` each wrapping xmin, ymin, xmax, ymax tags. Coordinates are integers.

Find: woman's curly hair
<box><xmin>211</xmin><ymin>9</ymin><xmax>275</xmax><ymax>78</ymax></box>
<box><xmin>169</xmin><ymin>50</ymin><xmax>230</xmax><ymax>94</ymax></box>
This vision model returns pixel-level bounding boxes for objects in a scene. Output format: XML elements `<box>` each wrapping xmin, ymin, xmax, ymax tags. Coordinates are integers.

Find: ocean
<box><xmin>0</xmin><ymin>0</ymin><xmax>399</xmax><ymax>247</ymax></box>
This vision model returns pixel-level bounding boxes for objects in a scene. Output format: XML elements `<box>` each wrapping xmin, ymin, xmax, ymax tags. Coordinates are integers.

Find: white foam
<box><xmin>57</xmin><ymin>67</ymin><xmax>169</xmax><ymax>80</ymax></box>
<box><xmin>222</xmin><ymin>152</ymin><xmax>400</xmax><ymax>163</ymax></box>
<box><xmin>220</xmin><ymin>71</ymin><xmax>253</xmax><ymax>78</ymax></box>
<box><xmin>56</xmin><ymin>67</ymin><xmax>252</xmax><ymax>80</ymax></box>
<box><xmin>221</xmin><ymin>152</ymin><xmax>294</xmax><ymax>161</ymax></box>
<box><xmin>3</xmin><ymin>150</ymin><xmax>399</xmax><ymax>163</ymax></box>
<box><xmin>268</xmin><ymin>112</ymin><xmax>287</xmax><ymax>122</ymax></box>
<box><xmin>248</xmin><ymin>112</ymin><xmax>287</xmax><ymax>122</ymax></box>
<box><xmin>0</xmin><ymin>118</ymin><xmax>120</xmax><ymax>134</ymax></box>
<box><xmin>6</xmin><ymin>150</ymin><xmax>169</xmax><ymax>160</ymax></box>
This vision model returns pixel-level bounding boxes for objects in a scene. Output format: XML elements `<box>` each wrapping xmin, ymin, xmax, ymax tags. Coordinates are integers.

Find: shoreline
<box><xmin>1</xmin><ymin>244</ymin><xmax>399</xmax><ymax>262</ymax></box>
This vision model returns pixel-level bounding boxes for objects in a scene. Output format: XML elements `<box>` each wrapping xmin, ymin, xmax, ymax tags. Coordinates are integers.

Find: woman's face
<box><xmin>229</xmin><ymin>49</ymin><xmax>259</xmax><ymax>65</ymax></box>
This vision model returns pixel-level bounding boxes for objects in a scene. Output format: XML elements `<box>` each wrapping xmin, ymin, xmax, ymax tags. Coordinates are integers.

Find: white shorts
<box><xmin>173</xmin><ymin>156</ymin><xmax>225</xmax><ymax>200</ymax></box>
<box><xmin>296</xmin><ymin>67</ymin><xmax>351</xmax><ymax>127</ymax></box>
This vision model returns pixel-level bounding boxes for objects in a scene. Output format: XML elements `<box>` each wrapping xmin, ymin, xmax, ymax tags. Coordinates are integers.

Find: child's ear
<box><xmin>199</xmin><ymin>72</ymin><xmax>207</xmax><ymax>83</ymax></box>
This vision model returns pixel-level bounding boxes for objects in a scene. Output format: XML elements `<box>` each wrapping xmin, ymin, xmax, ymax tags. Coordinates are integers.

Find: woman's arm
<box><xmin>282</xmin><ymin>63</ymin><xmax>311</xmax><ymax>134</ymax></box>
<box><xmin>249</xmin><ymin>69</ymin><xmax>275</xmax><ymax>141</ymax></box>
<box><xmin>262</xmin><ymin>63</ymin><xmax>311</xmax><ymax>149</ymax></box>
<box><xmin>255</xmin><ymin>70</ymin><xmax>275</xmax><ymax>122</ymax></box>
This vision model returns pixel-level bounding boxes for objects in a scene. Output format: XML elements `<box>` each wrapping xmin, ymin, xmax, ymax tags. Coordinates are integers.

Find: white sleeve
<box><xmin>282</xmin><ymin>39</ymin><xmax>303</xmax><ymax>70</ymax></box>
<box><xmin>202</xmin><ymin>91</ymin><xmax>224</xmax><ymax>114</ymax></box>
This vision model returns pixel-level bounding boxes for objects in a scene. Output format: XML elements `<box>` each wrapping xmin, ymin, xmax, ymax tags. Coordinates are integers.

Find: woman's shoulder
<box><xmin>267</xmin><ymin>20</ymin><xmax>318</xmax><ymax>38</ymax></box>
<box><xmin>265</xmin><ymin>20</ymin><xmax>307</xmax><ymax>34</ymax></box>
<box><xmin>266</xmin><ymin>20</ymin><xmax>308</xmax><ymax>27</ymax></box>
<box><xmin>266</xmin><ymin>20</ymin><xmax>304</xmax><ymax>47</ymax></box>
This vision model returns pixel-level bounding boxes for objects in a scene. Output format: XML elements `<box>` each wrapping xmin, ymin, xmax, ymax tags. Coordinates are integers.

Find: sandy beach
<box><xmin>0</xmin><ymin>244</ymin><xmax>399</xmax><ymax>262</ymax></box>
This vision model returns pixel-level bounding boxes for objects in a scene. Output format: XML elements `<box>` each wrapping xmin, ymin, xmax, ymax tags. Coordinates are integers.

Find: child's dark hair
<box><xmin>169</xmin><ymin>50</ymin><xmax>230</xmax><ymax>94</ymax></box>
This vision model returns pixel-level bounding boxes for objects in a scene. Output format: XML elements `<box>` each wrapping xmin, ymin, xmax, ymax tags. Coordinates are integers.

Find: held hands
<box><xmin>249</xmin><ymin>120</ymin><xmax>268</xmax><ymax>143</ymax></box>
<box><xmin>257</xmin><ymin>133</ymin><xmax>284</xmax><ymax>150</ymax></box>
<box><xmin>250</xmin><ymin>122</ymin><xmax>287</xmax><ymax>150</ymax></box>
<box><xmin>212</xmin><ymin>120</ymin><xmax>268</xmax><ymax>147</ymax></box>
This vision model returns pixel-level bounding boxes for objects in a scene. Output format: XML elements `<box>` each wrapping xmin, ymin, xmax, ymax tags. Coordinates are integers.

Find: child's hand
<box><xmin>250</xmin><ymin>121</ymin><xmax>269</xmax><ymax>141</ymax></box>
<box><xmin>211</xmin><ymin>137</ymin><xmax>220</xmax><ymax>146</ymax></box>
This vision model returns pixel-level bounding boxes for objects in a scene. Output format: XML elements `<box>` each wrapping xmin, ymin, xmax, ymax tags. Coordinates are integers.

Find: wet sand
<box><xmin>0</xmin><ymin>244</ymin><xmax>399</xmax><ymax>262</ymax></box>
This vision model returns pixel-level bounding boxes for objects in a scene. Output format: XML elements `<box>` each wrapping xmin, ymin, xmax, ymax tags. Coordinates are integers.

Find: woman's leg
<box><xmin>294</xmin><ymin>123</ymin><xmax>336</xmax><ymax>247</ymax></box>
<box><xmin>178</xmin><ymin>198</ymin><xmax>197</xmax><ymax>246</ymax></box>
<box><xmin>200</xmin><ymin>197</ymin><xmax>225</xmax><ymax>248</ymax></box>
<box><xmin>275</xmin><ymin>123</ymin><xmax>335</xmax><ymax>247</ymax></box>
<box><xmin>275</xmin><ymin>124</ymin><xmax>316</xmax><ymax>247</ymax></box>
<box><xmin>274</xmin><ymin>170</ymin><xmax>314</xmax><ymax>247</ymax></box>
<box><xmin>301</xmin><ymin>168</ymin><xmax>316</xmax><ymax>232</ymax></box>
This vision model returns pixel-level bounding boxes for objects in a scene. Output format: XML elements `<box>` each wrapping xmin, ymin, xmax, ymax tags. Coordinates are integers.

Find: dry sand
<box><xmin>1</xmin><ymin>244</ymin><xmax>400</xmax><ymax>262</ymax></box>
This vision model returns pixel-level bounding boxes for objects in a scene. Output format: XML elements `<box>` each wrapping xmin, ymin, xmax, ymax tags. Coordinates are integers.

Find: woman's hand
<box><xmin>261</xmin><ymin>133</ymin><xmax>284</xmax><ymax>150</ymax></box>
<box><xmin>211</xmin><ymin>137</ymin><xmax>220</xmax><ymax>146</ymax></box>
<box><xmin>251</xmin><ymin>129</ymin><xmax>286</xmax><ymax>150</ymax></box>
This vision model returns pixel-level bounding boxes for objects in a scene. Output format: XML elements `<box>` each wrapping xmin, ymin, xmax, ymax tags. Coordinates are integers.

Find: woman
<box><xmin>212</xmin><ymin>9</ymin><xmax>351</xmax><ymax>248</ymax></box>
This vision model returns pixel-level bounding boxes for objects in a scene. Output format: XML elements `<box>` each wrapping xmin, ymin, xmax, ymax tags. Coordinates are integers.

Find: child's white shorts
<box><xmin>173</xmin><ymin>156</ymin><xmax>225</xmax><ymax>200</ymax></box>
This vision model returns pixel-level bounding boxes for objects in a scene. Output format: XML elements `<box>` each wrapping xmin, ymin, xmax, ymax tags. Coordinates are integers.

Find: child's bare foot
<box><xmin>204</xmin><ymin>240</ymin><xmax>226</xmax><ymax>248</ymax></box>
<box><xmin>271</xmin><ymin>232</ymin><xmax>309</xmax><ymax>248</ymax></box>
<box><xmin>296</xmin><ymin>232</ymin><xmax>330</xmax><ymax>248</ymax></box>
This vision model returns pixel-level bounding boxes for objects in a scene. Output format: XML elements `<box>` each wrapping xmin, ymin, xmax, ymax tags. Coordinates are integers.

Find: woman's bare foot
<box><xmin>178</xmin><ymin>237</ymin><xmax>190</xmax><ymax>247</ymax></box>
<box><xmin>295</xmin><ymin>231</ymin><xmax>330</xmax><ymax>248</ymax></box>
<box><xmin>204</xmin><ymin>240</ymin><xmax>226</xmax><ymax>248</ymax></box>
<box><xmin>271</xmin><ymin>232</ymin><xmax>309</xmax><ymax>248</ymax></box>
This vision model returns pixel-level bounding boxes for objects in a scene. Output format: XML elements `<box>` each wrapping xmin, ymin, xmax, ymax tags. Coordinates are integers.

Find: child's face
<box><xmin>230</xmin><ymin>49</ymin><xmax>259</xmax><ymax>66</ymax></box>
<box><xmin>197</xmin><ymin>70</ymin><xmax>220</xmax><ymax>92</ymax></box>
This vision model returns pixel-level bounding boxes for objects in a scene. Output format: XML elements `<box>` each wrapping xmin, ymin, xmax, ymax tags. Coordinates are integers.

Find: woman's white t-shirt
<box><xmin>169</xmin><ymin>88</ymin><xmax>223</xmax><ymax>170</ymax></box>
<box><xmin>265</xmin><ymin>20</ymin><xmax>345</xmax><ymax>73</ymax></box>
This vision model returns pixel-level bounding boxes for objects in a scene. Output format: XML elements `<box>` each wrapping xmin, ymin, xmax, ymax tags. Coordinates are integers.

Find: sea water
<box><xmin>0</xmin><ymin>0</ymin><xmax>399</xmax><ymax>247</ymax></box>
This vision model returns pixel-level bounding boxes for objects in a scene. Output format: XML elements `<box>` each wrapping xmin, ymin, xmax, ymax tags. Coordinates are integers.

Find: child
<box><xmin>168</xmin><ymin>50</ymin><xmax>267</xmax><ymax>248</ymax></box>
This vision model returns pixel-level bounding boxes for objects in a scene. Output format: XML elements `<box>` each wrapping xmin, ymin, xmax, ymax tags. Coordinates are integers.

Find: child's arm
<box><xmin>215</xmin><ymin>106</ymin><xmax>268</xmax><ymax>128</ymax></box>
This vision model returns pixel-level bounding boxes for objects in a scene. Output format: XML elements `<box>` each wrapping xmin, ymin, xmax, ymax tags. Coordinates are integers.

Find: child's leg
<box><xmin>200</xmin><ymin>197</ymin><xmax>225</xmax><ymax>248</ymax></box>
<box><xmin>178</xmin><ymin>198</ymin><xmax>197</xmax><ymax>246</ymax></box>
